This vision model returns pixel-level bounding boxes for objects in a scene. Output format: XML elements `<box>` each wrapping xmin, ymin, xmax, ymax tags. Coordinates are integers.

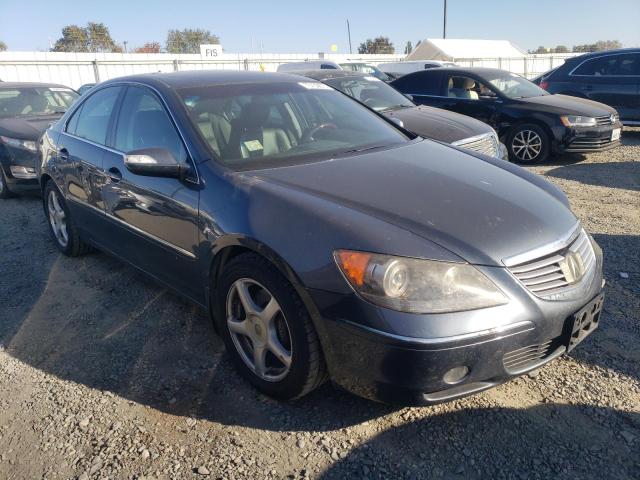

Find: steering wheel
<box><xmin>301</xmin><ymin>122</ymin><xmax>337</xmax><ymax>143</ymax></box>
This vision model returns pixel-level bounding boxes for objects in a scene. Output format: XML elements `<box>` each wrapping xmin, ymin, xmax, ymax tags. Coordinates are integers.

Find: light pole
<box><xmin>443</xmin><ymin>0</ymin><xmax>447</xmax><ymax>39</ymax></box>
<box><xmin>347</xmin><ymin>19</ymin><xmax>352</xmax><ymax>54</ymax></box>
<box><xmin>124</xmin><ymin>41</ymin><xmax>128</xmax><ymax>53</ymax></box>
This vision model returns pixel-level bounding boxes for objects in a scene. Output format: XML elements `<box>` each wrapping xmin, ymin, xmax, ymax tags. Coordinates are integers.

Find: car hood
<box><xmin>516</xmin><ymin>94</ymin><xmax>616</xmax><ymax>116</ymax></box>
<box><xmin>383</xmin><ymin>105</ymin><xmax>492</xmax><ymax>143</ymax></box>
<box><xmin>249</xmin><ymin>140</ymin><xmax>577</xmax><ymax>266</ymax></box>
<box><xmin>0</xmin><ymin>114</ymin><xmax>62</xmax><ymax>140</ymax></box>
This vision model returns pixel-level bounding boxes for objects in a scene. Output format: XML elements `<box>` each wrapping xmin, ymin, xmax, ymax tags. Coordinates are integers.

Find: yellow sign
<box><xmin>330</xmin><ymin>44</ymin><xmax>338</xmax><ymax>52</ymax></box>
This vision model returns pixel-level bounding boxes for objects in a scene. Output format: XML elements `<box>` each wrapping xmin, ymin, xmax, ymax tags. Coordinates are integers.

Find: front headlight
<box><xmin>0</xmin><ymin>135</ymin><xmax>37</xmax><ymax>152</ymax></box>
<box><xmin>334</xmin><ymin>250</ymin><xmax>508</xmax><ymax>313</ymax></box>
<box><xmin>560</xmin><ymin>115</ymin><xmax>597</xmax><ymax>127</ymax></box>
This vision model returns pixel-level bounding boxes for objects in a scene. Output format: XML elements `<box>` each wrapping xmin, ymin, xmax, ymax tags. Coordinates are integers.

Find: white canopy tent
<box><xmin>406</xmin><ymin>39</ymin><xmax>525</xmax><ymax>61</ymax></box>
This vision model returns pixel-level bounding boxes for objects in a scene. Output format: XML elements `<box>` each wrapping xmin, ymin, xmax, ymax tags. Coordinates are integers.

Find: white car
<box><xmin>277</xmin><ymin>61</ymin><xmax>342</xmax><ymax>73</ymax></box>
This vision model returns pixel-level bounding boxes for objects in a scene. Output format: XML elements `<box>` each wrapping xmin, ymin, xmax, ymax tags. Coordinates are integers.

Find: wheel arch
<box><xmin>207</xmin><ymin>236</ymin><xmax>332</xmax><ymax>351</ymax></box>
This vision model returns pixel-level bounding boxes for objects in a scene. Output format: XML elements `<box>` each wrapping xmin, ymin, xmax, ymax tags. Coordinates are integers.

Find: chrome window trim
<box><xmin>568</xmin><ymin>52</ymin><xmax>640</xmax><ymax>77</ymax></box>
<box><xmin>66</xmin><ymin>196</ymin><xmax>197</xmax><ymax>259</ymax></box>
<box><xmin>62</xmin><ymin>81</ymin><xmax>200</xmax><ymax>185</ymax></box>
<box><xmin>502</xmin><ymin>222</ymin><xmax>582</xmax><ymax>267</ymax></box>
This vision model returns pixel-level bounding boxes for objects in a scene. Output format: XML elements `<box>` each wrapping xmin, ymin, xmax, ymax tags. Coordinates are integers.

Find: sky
<box><xmin>1</xmin><ymin>0</ymin><xmax>639</xmax><ymax>53</ymax></box>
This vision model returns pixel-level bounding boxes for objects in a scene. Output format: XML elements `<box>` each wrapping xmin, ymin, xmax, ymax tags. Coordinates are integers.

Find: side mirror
<box><xmin>124</xmin><ymin>148</ymin><xmax>186</xmax><ymax>178</ymax></box>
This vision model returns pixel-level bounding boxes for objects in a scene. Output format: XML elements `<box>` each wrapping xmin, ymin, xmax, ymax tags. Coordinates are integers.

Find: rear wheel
<box><xmin>507</xmin><ymin>123</ymin><xmax>550</xmax><ymax>164</ymax></box>
<box><xmin>0</xmin><ymin>168</ymin><xmax>15</xmax><ymax>199</ymax></box>
<box><xmin>216</xmin><ymin>253</ymin><xmax>326</xmax><ymax>400</ymax></box>
<box><xmin>43</xmin><ymin>181</ymin><xmax>90</xmax><ymax>256</ymax></box>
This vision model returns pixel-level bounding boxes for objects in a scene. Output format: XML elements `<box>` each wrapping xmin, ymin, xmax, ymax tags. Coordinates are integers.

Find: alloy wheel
<box><xmin>226</xmin><ymin>278</ymin><xmax>293</xmax><ymax>382</ymax></box>
<box><xmin>512</xmin><ymin>129</ymin><xmax>542</xmax><ymax>162</ymax></box>
<box><xmin>47</xmin><ymin>190</ymin><xmax>69</xmax><ymax>248</ymax></box>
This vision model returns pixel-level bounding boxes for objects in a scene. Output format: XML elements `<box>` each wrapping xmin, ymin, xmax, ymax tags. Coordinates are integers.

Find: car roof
<box><xmin>0</xmin><ymin>81</ymin><xmax>74</xmax><ymax>89</ymax></box>
<box><xmin>415</xmin><ymin>67</ymin><xmax>509</xmax><ymax>77</ymax></box>
<box><xmin>295</xmin><ymin>70</ymin><xmax>370</xmax><ymax>81</ymax></box>
<box><xmin>563</xmin><ymin>47</ymin><xmax>640</xmax><ymax>64</ymax></box>
<box><xmin>101</xmin><ymin>70</ymin><xmax>317</xmax><ymax>90</ymax></box>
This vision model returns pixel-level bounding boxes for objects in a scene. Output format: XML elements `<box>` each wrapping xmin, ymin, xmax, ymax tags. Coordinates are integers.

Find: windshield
<box><xmin>325</xmin><ymin>76</ymin><xmax>414</xmax><ymax>112</ymax></box>
<box><xmin>179</xmin><ymin>81</ymin><xmax>409</xmax><ymax>169</ymax></box>
<box><xmin>484</xmin><ymin>72</ymin><xmax>548</xmax><ymax>98</ymax></box>
<box><xmin>0</xmin><ymin>87</ymin><xmax>78</xmax><ymax>117</ymax></box>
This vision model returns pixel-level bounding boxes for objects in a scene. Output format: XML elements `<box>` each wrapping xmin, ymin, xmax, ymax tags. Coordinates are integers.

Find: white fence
<box><xmin>0</xmin><ymin>51</ymin><xmax>575</xmax><ymax>88</ymax></box>
<box><xmin>0</xmin><ymin>52</ymin><xmax>404</xmax><ymax>89</ymax></box>
<box><xmin>449</xmin><ymin>53</ymin><xmax>578</xmax><ymax>79</ymax></box>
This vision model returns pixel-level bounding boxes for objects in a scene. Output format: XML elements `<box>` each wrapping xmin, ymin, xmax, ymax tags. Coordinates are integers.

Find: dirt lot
<box><xmin>1</xmin><ymin>130</ymin><xmax>639</xmax><ymax>480</ymax></box>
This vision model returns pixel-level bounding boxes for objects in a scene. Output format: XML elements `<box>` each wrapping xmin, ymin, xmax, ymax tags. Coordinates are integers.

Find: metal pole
<box><xmin>443</xmin><ymin>0</ymin><xmax>447</xmax><ymax>39</ymax></box>
<box><xmin>347</xmin><ymin>19</ymin><xmax>352</xmax><ymax>54</ymax></box>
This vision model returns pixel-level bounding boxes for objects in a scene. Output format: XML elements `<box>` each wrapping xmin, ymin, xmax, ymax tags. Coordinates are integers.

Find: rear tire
<box><xmin>43</xmin><ymin>181</ymin><xmax>91</xmax><ymax>256</ymax></box>
<box><xmin>507</xmin><ymin>123</ymin><xmax>550</xmax><ymax>164</ymax></box>
<box><xmin>216</xmin><ymin>252</ymin><xmax>326</xmax><ymax>400</ymax></box>
<box><xmin>0</xmin><ymin>168</ymin><xmax>15</xmax><ymax>199</ymax></box>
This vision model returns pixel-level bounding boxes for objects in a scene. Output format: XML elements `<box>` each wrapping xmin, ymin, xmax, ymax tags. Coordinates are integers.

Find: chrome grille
<box><xmin>503</xmin><ymin>338</ymin><xmax>557</xmax><ymax>374</ymax></box>
<box><xmin>595</xmin><ymin>115</ymin><xmax>617</xmax><ymax>126</ymax></box>
<box><xmin>453</xmin><ymin>133</ymin><xmax>498</xmax><ymax>158</ymax></box>
<box><xmin>508</xmin><ymin>229</ymin><xmax>596</xmax><ymax>298</ymax></box>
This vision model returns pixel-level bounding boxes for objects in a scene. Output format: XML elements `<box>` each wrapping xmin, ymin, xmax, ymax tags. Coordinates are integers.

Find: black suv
<box><xmin>535</xmin><ymin>49</ymin><xmax>640</xmax><ymax>125</ymax></box>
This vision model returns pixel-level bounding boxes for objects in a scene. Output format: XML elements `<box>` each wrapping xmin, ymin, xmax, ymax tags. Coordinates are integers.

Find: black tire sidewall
<box><xmin>43</xmin><ymin>181</ymin><xmax>80</xmax><ymax>255</ymax></box>
<box><xmin>215</xmin><ymin>256</ymin><xmax>317</xmax><ymax>400</ymax></box>
<box><xmin>0</xmin><ymin>168</ymin><xmax>14</xmax><ymax>199</ymax></box>
<box><xmin>507</xmin><ymin>123</ymin><xmax>549</xmax><ymax>164</ymax></box>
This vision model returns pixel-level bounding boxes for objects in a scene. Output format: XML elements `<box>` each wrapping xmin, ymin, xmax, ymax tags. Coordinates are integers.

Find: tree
<box><xmin>134</xmin><ymin>42</ymin><xmax>161</xmax><ymax>54</ymax></box>
<box><xmin>52</xmin><ymin>23</ymin><xmax>119</xmax><ymax>52</ymax></box>
<box><xmin>166</xmin><ymin>29</ymin><xmax>220</xmax><ymax>54</ymax></box>
<box><xmin>404</xmin><ymin>41</ymin><xmax>413</xmax><ymax>55</ymax></box>
<box><xmin>86</xmin><ymin>22</ymin><xmax>116</xmax><ymax>52</ymax></box>
<box><xmin>358</xmin><ymin>37</ymin><xmax>394</xmax><ymax>54</ymax></box>
<box><xmin>53</xmin><ymin>25</ymin><xmax>89</xmax><ymax>52</ymax></box>
<box><xmin>573</xmin><ymin>40</ymin><xmax>622</xmax><ymax>53</ymax></box>
<box><xmin>554</xmin><ymin>45</ymin><xmax>569</xmax><ymax>53</ymax></box>
<box><xmin>0</xmin><ymin>41</ymin><xmax>6</xmax><ymax>52</ymax></box>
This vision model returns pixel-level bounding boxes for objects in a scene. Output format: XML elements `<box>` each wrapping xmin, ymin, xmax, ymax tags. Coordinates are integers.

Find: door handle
<box><xmin>58</xmin><ymin>148</ymin><xmax>69</xmax><ymax>161</ymax></box>
<box><xmin>107</xmin><ymin>167</ymin><xmax>122</xmax><ymax>183</ymax></box>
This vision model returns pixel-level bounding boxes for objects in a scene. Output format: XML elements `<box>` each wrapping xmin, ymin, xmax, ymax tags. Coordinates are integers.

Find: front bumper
<box><xmin>1</xmin><ymin>148</ymin><xmax>40</xmax><ymax>192</ymax></box>
<box><xmin>321</xmin><ymin>291</ymin><xmax>602</xmax><ymax>405</ymax></box>
<box><xmin>553</xmin><ymin>122</ymin><xmax>623</xmax><ymax>154</ymax></box>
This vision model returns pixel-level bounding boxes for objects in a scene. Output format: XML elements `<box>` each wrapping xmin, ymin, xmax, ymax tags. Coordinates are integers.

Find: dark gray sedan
<box><xmin>299</xmin><ymin>69</ymin><xmax>508</xmax><ymax>160</ymax></box>
<box><xmin>39</xmin><ymin>71</ymin><xmax>604</xmax><ymax>405</ymax></box>
<box><xmin>0</xmin><ymin>82</ymin><xmax>78</xmax><ymax>198</ymax></box>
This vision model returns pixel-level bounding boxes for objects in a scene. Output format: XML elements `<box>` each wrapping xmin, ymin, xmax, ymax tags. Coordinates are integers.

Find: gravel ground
<box><xmin>0</xmin><ymin>130</ymin><xmax>639</xmax><ymax>480</ymax></box>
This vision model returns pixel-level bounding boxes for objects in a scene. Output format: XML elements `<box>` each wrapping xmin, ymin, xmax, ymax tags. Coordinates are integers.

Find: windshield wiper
<box><xmin>341</xmin><ymin>144</ymin><xmax>387</xmax><ymax>154</ymax></box>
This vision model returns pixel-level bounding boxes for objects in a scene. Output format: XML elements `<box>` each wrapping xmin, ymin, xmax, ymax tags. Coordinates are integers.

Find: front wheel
<box><xmin>216</xmin><ymin>253</ymin><xmax>326</xmax><ymax>400</ymax></box>
<box><xmin>0</xmin><ymin>168</ymin><xmax>15</xmax><ymax>199</ymax></box>
<box><xmin>507</xmin><ymin>123</ymin><xmax>550</xmax><ymax>164</ymax></box>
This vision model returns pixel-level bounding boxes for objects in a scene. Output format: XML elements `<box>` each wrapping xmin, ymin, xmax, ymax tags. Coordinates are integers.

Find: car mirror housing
<box><xmin>124</xmin><ymin>147</ymin><xmax>185</xmax><ymax>178</ymax></box>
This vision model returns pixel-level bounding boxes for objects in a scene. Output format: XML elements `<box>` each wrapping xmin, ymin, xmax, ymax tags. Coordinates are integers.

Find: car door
<box><xmin>436</xmin><ymin>74</ymin><xmax>500</xmax><ymax>128</ymax></box>
<box><xmin>101</xmin><ymin>84</ymin><xmax>201</xmax><ymax>300</ymax></box>
<box><xmin>56</xmin><ymin>86</ymin><xmax>124</xmax><ymax>243</ymax></box>
<box><xmin>570</xmin><ymin>53</ymin><xmax>640</xmax><ymax>121</ymax></box>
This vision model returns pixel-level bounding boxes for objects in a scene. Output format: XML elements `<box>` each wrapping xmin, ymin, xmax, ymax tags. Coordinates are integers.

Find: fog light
<box><xmin>443</xmin><ymin>366</ymin><xmax>469</xmax><ymax>384</ymax></box>
<box><xmin>10</xmin><ymin>166</ymin><xmax>37</xmax><ymax>179</ymax></box>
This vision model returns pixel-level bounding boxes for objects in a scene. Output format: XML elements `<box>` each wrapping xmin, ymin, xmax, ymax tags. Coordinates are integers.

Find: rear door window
<box><xmin>72</xmin><ymin>86</ymin><xmax>122</xmax><ymax>145</ymax></box>
<box><xmin>392</xmin><ymin>71</ymin><xmax>443</xmax><ymax>95</ymax></box>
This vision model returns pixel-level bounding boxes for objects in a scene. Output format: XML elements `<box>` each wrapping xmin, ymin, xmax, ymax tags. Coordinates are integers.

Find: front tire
<box><xmin>216</xmin><ymin>253</ymin><xmax>326</xmax><ymax>400</ymax></box>
<box><xmin>507</xmin><ymin>123</ymin><xmax>550</xmax><ymax>164</ymax></box>
<box><xmin>43</xmin><ymin>181</ymin><xmax>90</xmax><ymax>256</ymax></box>
<box><xmin>0</xmin><ymin>168</ymin><xmax>15</xmax><ymax>199</ymax></box>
